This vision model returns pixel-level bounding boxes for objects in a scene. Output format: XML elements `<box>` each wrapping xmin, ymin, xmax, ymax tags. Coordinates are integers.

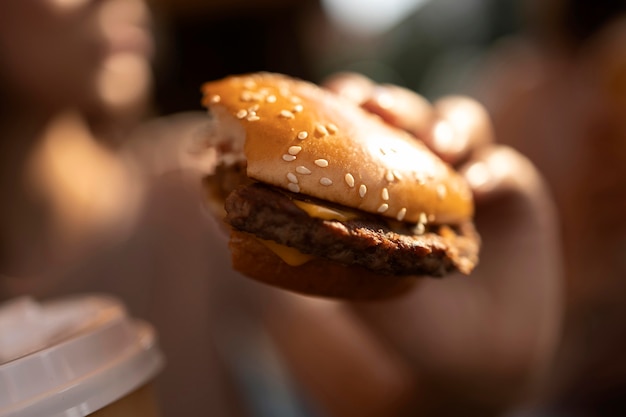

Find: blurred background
<box><xmin>147</xmin><ymin>0</ymin><xmax>521</xmax><ymax>114</ymax></box>
<box><xmin>147</xmin><ymin>10</ymin><xmax>626</xmax><ymax>416</ymax></box>
<box><xmin>1</xmin><ymin>0</ymin><xmax>625</xmax><ymax>416</ymax></box>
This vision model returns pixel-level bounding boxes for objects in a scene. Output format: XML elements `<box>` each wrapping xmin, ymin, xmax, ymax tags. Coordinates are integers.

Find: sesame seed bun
<box><xmin>201</xmin><ymin>72</ymin><xmax>474</xmax><ymax>225</ymax></box>
<box><xmin>200</xmin><ymin>72</ymin><xmax>479</xmax><ymax>299</ymax></box>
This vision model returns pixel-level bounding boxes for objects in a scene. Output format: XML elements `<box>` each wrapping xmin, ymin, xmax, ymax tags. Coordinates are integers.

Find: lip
<box><xmin>95</xmin><ymin>0</ymin><xmax>155</xmax><ymax>60</ymax></box>
<box><xmin>104</xmin><ymin>24</ymin><xmax>154</xmax><ymax>59</ymax></box>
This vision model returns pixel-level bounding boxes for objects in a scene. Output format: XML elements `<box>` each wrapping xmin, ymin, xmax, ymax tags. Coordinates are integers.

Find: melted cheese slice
<box><xmin>293</xmin><ymin>200</ymin><xmax>357</xmax><ymax>221</ymax></box>
<box><xmin>259</xmin><ymin>238</ymin><xmax>315</xmax><ymax>266</ymax></box>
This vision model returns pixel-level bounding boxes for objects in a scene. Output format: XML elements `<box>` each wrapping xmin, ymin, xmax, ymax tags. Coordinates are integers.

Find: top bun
<box><xmin>201</xmin><ymin>72</ymin><xmax>473</xmax><ymax>224</ymax></box>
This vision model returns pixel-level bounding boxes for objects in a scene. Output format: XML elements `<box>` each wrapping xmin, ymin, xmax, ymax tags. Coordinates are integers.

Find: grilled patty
<box><xmin>224</xmin><ymin>182</ymin><xmax>479</xmax><ymax>276</ymax></box>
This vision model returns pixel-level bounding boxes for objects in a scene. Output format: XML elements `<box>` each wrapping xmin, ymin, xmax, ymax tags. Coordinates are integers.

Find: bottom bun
<box><xmin>229</xmin><ymin>230</ymin><xmax>419</xmax><ymax>300</ymax></box>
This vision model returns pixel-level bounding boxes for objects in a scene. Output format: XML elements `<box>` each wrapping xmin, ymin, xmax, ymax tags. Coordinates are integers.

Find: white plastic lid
<box><xmin>0</xmin><ymin>294</ymin><xmax>164</xmax><ymax>417</ymax></box>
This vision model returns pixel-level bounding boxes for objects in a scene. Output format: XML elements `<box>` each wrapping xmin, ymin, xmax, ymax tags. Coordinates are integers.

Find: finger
<box><xmin>460</xmin><ymin>145</ymin><xmax>545</xmax><ymax>204</ymax></box>
<box><xmin>321</xmin><ymin>71</ymin><xmax>376</xmax><ymax>105</ymax></box>
<box><xmin>322</xmin><ymin>74</ymin><xmax>434</xmax><ymax>137</ymax></box>
<box><xmin>428</xmin><ymin>96</ymin><xmax>495</xmax><ymax>165</ymax></box>
<box><xmin>360</xmin><ymin>84</ymin><xmax>434</xmax><ymax>141</ymax></box>
<box><xmin>459</xmin><ymin>145</ymin><xmax>561</xmax><ymax>282</ymax></box>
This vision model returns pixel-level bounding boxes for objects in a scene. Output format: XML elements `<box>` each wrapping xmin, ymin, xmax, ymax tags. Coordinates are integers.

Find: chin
<box><xmin>94</xmin><ymin>52</ymin><xmax>152</xmax><ymax>119</ymax></box>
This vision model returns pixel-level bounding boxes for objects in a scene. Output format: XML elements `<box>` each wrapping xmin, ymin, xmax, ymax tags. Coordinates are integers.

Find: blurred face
<box><xmin>0</xmin><ymin>0</ymin><xmax>153</xmax><ymax>115</ymax></box>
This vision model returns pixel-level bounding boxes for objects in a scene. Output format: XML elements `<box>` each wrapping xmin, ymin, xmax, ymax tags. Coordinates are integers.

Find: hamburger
<box><xmin>200</xmin><ymin>72</ymin><xmax>479</xmax><ymax>299</ymax></box>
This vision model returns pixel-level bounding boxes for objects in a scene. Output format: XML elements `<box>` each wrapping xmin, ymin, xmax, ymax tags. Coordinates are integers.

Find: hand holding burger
<box><xmin>195</xmin><ymin>71</ymin><xmax>562</xmax><ymax>414</ymax></box>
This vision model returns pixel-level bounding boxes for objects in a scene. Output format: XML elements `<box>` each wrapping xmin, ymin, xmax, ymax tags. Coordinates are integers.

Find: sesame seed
<box><xmin>344</xmin><ymin>173</ymin><xmax>355</xmax><ymax>188</ymax></box>
<box><xmin>315</xmin><ymin>124</ymin><xmax>329</xmax><ymax>137</ymax></box>
<box><xmin>288</xmin><ymin>146</ymin><xmax>302</xmax><ymax>155</ymax></box>
<box><xmin>392</xmin><ymin>170</ymin><xmax>403</xmax><ymax>180</ymax></box>
<box><xmin>266</xmin><ymin>95</ymin><xmax>277</xmax><ymax>103</ymax></box>
<box><xmin>386</xmin><ymin>170</ymin><xmax>395</xmax><ymax>182</ymax></box>
<box><xmin>280</xmin><ymin>110</ymin><xmax>295</xmax><ymax>119</ymax></box>
<box><xmin>248</xmin><ymin>104</ymin><xmax>259</xmax><ymax>112</ymax></box>
<box><xmin>419</xmin><ymin>212</ymin><xmax>428</xmax><ymax>225</ymax></box>
<box><xmin>296</xmin><ymin>166</ymin><xmax>311</xmax><ymax>175</ymax></box>
<box><xmin>247</xmin><ymin>115</ymin><xmax>260</xmax><ymax>122</ymax></box>
<box><xmin>236</xmin><ymin>109</ymin><xmax>248</xmax><ymax>119</ymax></box>
<box><xmin>290</xmin><ymin>96</ymin><xmax>302</xmax><ymax>103</ymax></box>
<box><xmin>326</xmin><ymin>123</ymin><xmax>338</xmax><ymax>134</ymax></box>
<box><xmin>240</xmin><ymin>92</ymin><xmax>252</xmax><ymax>102</ymax></box>
<box><xmin>287</xmin><ymin>183</ymin><xmax>300</xmax><ymax>193</ymax></box>
<box><xmin>396</xmin><ymin>208</ymin><xmax>407</xmax><ymax>221</ymax></box>
<box><xmin>240</xmin><ymin>91</ymin><xmax>263</xmax><ymax>102</ymax></box>
<box><xmin>297</xmin><ymin>131</ymin><xmax>308</xmax><ymax>140</ymax></box>
<box><xmin>314</xmin><ymin>159</ymin><xmax>329</xmax><ymax>168</ymax></box>
<box><xmin>382</xmin><ymin>188</ymin><xmax>389</xmax><ymax>200</ymax></box>
<box><xmin>293</xmin><ymin>104</ymin><xmax>304</xmax><ymax>113</ymax></box>
<box><xmin>279</xmin><ymin>87</ymin><xmax>290</xmax><ymax>96</ymax></box>
<box><xmin>359</xmin><ymin>184</ymin><xmax>367</xmax><ymax>198</ymax></box>
<box><xmin>287</xmin><ymin>173</ymin><xmax>298</xmax><ymax>183</ymax></box>
<box><xmin>377</xmin><ymin>203</ymin><xmax>389</xmax><ymax>213</ymax></box>
<box><xmin>320</xmin><ymin>177</ymin><xmax>333</xmax><ymax>186</ymax></box>
<box><xmin>436</xmin><ymin>184</ymin><xmax>447</xmax><ymax>200</ymax></box>
<box><xmin>282</xmin><ymin>154</ymin><xmax>297</xmax><ymax>162</ymax></box>
<box><xmin>210</xmin><ymin>95</ymin><xmax>221</xmax><ymax>103</ymax></box>
<box><xmin>414</xmin><ymin>223</ymin><xmax>425</xmax><ymax>235</ymax></box>
<box><xmin>243</xmin><ymin>80</ymin><xmax>256</xmax><ymax>89</ymax></box>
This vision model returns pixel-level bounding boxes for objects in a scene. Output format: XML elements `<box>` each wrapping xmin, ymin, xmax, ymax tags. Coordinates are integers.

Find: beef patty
<box><xmin>224</xmin><ymin>182</ymin><xmax>479</xmax><ymax>277</ymax></box>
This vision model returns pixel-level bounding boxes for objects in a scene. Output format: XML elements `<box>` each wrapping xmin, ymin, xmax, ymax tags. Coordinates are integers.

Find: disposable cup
<box><xmin>0</xmin><ymin>294</ymin><xmax>164</xmax><ymax>417</ymax></box>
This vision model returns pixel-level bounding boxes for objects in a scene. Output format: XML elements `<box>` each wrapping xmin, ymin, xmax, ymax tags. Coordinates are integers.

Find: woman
<box><xmin>0</xmin><ymin>0</ymin><xmax>153</xmax><ymax>277</ymax></box>
<box><xmin>0</xmin><ymin>0</ymin><xmax>563</xmax><ymax>415</ymax></box>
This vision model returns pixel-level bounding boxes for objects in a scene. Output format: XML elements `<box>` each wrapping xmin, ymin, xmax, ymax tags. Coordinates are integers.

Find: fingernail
<box><xmin>432</xmin><ymin>120</ymin><xmax>467</xmax><ymax>160</ymax></box>
<box><xmin>462</xmin><ymin>160</ymin><xmax>494</xmax><ymax>193</ymax></box>
<box><xmin>371</xmin><ymin>86</ymin><xmax>395</xmax><ymax>110</ymax></box>
<box><xmin>462</xmin><ymin>148</ymin><xmax>518</xmax><ymax>196</ymax></box>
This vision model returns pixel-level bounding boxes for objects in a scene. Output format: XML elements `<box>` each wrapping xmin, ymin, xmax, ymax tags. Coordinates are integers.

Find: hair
<box><xmin>528</xmin><ymin>0</ymin><xmax>626</xmax><ymax>47</ymax></box>
<box><xmin>564</xmin><ymin>0</ymin><xmax>626</xmax><ymax>43</ymax></box>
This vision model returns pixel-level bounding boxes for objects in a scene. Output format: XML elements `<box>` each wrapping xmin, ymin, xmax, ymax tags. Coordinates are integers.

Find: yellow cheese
<box><xmin>293</xmin><ymin>200</ymin><xmax>357</xmax><ymax>222</ymax></box>
<box><xmin>259</xmin><ymin>238</ymin><xmax>315</xmax><ymax>266</ymax></box>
